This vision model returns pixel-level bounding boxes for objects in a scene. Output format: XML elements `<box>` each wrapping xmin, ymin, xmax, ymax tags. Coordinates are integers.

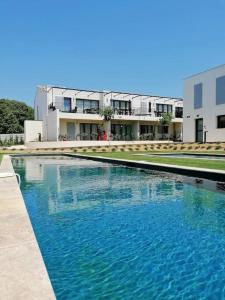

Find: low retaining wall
<box><xmin>26</xmin><ymin>140</ymin><xmax>172</xmax><ymax>149</ymax></box>
<box><xmin>0</xmin><ymin>156</ymin><xmax>55</xmax><ymax>300</ymax></box>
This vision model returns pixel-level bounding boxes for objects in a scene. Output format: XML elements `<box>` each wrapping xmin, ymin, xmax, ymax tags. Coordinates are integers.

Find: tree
<box><xmin>0</xmin><ymin>99</ymin><xmax>34</xmax><ymax>134</ymax></box>
<box><xmin>99</xmin><ymin>106</ymin><xmax>114</xmax><ymax>121</ymax></box>
<box><xmin>159</xmin><ymin>112</ymin><xmax>173</xmax><ymax>138</ymax></box>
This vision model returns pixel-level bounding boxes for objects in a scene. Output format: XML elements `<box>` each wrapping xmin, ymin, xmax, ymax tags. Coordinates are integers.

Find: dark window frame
<box><xmin>76</xmin><ymin>98</ymin><xmax>99</xmax><ymax>113</ymax></box>
<box><xmin>63</xmin><ymin>97</ymin><xmax>72</xmax><ymax>112</ymax></box>
<box><xmin>194</xmin><ymin>83</ymin><xmax>202</xmax><ymax>109</ymax></box>
<box><xmin>216</xmin><ymin>76</ymin><xmax>225</xmax><ymax>105</ymax></box>
<box><xmin>217</xmin><ymin>115</ymin><xmax>225</xmax><ymax>128</ymax></box>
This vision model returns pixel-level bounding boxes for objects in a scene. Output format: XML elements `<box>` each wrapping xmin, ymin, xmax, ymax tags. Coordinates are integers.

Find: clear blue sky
<box><xmin>1</xmin><ymin>0</ymin><xmax>225</xmax><ymax>106</ymax></box>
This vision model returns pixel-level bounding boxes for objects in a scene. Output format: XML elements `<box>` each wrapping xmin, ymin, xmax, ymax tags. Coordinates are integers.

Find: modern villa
<box><xmin>25</xmin><ymin>85</ymin><xmax>183</xmax><ymax>143</ymax></box>
<box><xmin>183</xmin><ymin>64</ymin><xmax>225</xmax><ymax>143</ymax></box>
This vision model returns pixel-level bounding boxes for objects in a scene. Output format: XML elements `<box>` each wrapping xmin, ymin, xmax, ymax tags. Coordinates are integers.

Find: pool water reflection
<box><xmin>13</xmin><ymin>156</ymin><xmax>225</xmax><ymax>300</ymax></box>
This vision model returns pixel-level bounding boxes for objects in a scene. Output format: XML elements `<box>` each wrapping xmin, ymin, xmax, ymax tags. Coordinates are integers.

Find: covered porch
<box><xmin>58</xmin><ymin>118</ymin><xmax>182</xmax><ymax>142</ymax></box>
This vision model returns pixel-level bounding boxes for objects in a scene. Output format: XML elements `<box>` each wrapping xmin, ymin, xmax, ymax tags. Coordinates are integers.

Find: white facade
<box><xmin>24</xmin><ymin>120</ymin><xmax>43</xmax><ymax>143</ymax></box>
<box><xmin>183</xmin><ymin>64</ymin><xmax>225</xmax><ymax>143</ymax></box>
<box><xmin>31</xmin><ymin>85</ymin><xmax>183</xmax><ymax>142</ymax></box>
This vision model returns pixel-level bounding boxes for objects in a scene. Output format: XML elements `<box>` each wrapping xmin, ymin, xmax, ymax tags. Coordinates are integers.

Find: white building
<box><xmin>26</xmin><ymin>85</ymin><xmax>183</xmax><ymax>143</ymax></box>
<box><xmin>183</xmin><ymin>64</ymin><xmax>225</xmax><ymax>143</ymax></box>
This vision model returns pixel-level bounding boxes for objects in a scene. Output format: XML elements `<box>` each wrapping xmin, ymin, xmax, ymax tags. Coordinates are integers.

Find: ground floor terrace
<box><xmin>58</xmin><ymin>119</ymin><xmax>182</xmax><ymax>142</ymax></box>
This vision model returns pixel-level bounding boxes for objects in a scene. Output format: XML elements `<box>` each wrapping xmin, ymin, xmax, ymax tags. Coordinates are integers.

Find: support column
<box><xmin>103</xmin><ymin>120</ymin><xmax>111</xmax><ymax>140</ymax></box>
<box><xmin>132</xmin><ymin>121</ymin><xmax>140</xmax><ymax>140</ymax></box>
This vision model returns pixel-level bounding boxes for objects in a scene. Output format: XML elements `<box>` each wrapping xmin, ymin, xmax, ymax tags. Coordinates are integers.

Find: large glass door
<box><xmin>195</xmin><ymin>118</ymin><xmax>203</xmax><ymax>142</ymax></box>
<box><xmin>67</xmin><ymin>122</ymin><xmax>75</xmax><ymax>140</ymax></box>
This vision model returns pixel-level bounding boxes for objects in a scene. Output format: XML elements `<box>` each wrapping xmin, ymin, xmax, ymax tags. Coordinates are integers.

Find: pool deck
<box><xmin>0</xmin><ymin>155</ymin><xmax>56</xmax><ymax>300</ymax></box>
<box><xmin>69</xmin><ymin>154</ymin><xmax>225</xmax><ymax>182</ymax></box>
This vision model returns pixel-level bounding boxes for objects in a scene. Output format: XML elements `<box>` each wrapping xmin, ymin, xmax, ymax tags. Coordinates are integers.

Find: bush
<box><xmin>111</xmin><ymin>148</ymin><xmax>117</xmax><ymax>152</ymax></box>
<box><xmin>215</xmin><ymin>146</ymin><xmax>222</xmax><ymax>150</ymax></box>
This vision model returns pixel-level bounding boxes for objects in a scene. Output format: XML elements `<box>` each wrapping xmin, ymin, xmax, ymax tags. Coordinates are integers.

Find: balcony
<box><xmin>113</xmin><ymin>108</ymin><xmax>134</xmax><ymax>116</ymax></box>
<box><xmin>49</xmin><ymin>103</ymin><xmax>99</xmax><ymax>114</ymax></box>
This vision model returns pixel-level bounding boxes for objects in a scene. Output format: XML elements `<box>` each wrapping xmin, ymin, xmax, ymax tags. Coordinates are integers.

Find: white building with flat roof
<box><xmin>183</xmin><ymin>64</ymin><xmax>225</xmax><ymax>143</ymax></box>
<box><xmin>26</xmin><ymin>85</ymin><xmax>183</xmax><ymax>143</ymax></box>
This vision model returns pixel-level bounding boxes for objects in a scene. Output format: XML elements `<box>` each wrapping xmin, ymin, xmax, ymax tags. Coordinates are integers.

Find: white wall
<box><xmin>34</xmin><ymin>85</ymin><xmax>183</xmax><ymax>142</ymax></box>
<box><xmin>46</xmin><ymin>110</ymin><xmax>59</xmax><ymax>141</ymax></box>
<box><xmin>183</xmin><ymin>64</ymin><xmax>225</xmax><ymax>142</ymax></box>
<box><xmin>24</xmin><ymin>120</ymin><xmax>43</xmax><ymax>143</ymax></box>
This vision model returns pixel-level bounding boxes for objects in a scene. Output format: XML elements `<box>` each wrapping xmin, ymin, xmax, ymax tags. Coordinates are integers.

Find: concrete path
<box><xmin>0</xmin><ymin>156</ymin><xmax>55</xmax><ymax>300</ymax></box>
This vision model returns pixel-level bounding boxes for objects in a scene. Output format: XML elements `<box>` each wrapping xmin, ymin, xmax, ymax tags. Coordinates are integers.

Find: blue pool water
<box><xmin>13</xmin><ymin>156</ymin><xmax>225</xmax><ymax>300</ymax></box>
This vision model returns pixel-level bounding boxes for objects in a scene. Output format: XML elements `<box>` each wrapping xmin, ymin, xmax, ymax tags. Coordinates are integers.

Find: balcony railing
<box><xmin>49</xmin><ymin>102</ymin><xmax>183</xmax><ymax>119</ymax></box>
<box><xmin>48</xmin><ymin>103</ymin><xmax>99</xmax><ymax>114</ymax></box>
<box><xmin>113</xmin><ymin>108</ymin><xmax>134</xmax><ymax>116</ymax></box>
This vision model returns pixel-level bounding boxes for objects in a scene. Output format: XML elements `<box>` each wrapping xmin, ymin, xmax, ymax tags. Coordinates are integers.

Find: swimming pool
<box><xmin>13</xmin><ymin>156</ymin><xmax>225</xmax><ymax>299</ymax></box>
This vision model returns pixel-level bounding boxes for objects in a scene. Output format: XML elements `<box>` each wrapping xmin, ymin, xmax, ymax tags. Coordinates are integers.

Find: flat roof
<box><xmin>42</xmin><ymin>85</ymin><xmax>183</xmax><ymax>101</ymax></box>
<box><xmin>184</xmin><ymin>63</ymin><xmax>225</xmax><ymax>80</ymax></box>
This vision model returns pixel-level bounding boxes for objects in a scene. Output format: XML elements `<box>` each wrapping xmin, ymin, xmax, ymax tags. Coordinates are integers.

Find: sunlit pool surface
<box><xmin>13</xmin><ymin>156</ymin><xmax>225</xmax><ymax>300</ymax></box>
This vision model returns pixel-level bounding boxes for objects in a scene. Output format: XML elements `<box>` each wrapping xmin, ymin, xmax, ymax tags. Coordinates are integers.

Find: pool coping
<box><xmin>67</xmin><ymin>154</ymin><xmax>225</xmax><ymax>182</ymax></box>
<box><xmin>0</xmin><ymin>155</ymin><xmax>56</xmax><ymax>300</ymax></box>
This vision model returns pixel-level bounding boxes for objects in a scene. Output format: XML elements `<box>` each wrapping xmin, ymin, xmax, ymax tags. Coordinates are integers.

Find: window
<box><xmin>194</xmin><ymin>83</ymin><xmax>202</xmax><ymax>109</ymax></box>
<box><xmin>158</xmin><ymin>126</ymin><xmax>169</xmax><ymax>134</ymax></box>
<box><xmin>111</xmin><ymin>100</ymin><xmax>131</xmax><ymax>115</ymax></box>
<box><xmin>80</xmin><ymin>123</ymin><xmax>98</xmax><ymax>139</ymax></box>
<box><xmin>111</xmin><ymin>124</ymin><xmax>132</xmax><ymax>139</ymax></box>
<box><xmin>76</xmin><ymin>99</ymin><xmax>99</xmax><ymax>113</ymax></box>
<box><xmin>140</xmin><ymin>125</ymin><xmax>153</xmax><ymax>134</ymax></box>
<box><xmin>155</xmin><ymin>104</ymin><xmax>172</xmax><ymax>116</ymax></box>
<box><xmin>175</xmin><ymin>107</ymin><xmax>183</xmax><ymax>118</ymax></box>
<box><xmin>217</xmin><ymin>115</ymin><xmax>225</xmax><ymax>128</ymax></box>
<box><xmin>216</xmin><ymin>76</ymin><xmax>225</xmax><ymax>105</ymax></box>
<box><xmin>63</xmin><ymin>97</ymin><xmax>71</xmax><ymax>112</ymax></box>
<box><xmin>148</xmin><ymin>102</ymin><xmax>151</xmax><ymax>113</ymax></box>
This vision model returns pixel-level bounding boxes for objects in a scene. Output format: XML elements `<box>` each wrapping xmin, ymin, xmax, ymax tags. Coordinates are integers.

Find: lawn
<box><xmin>79</xmin><ymin>151</ymin><xmax>225</xmax><ymax>171</ymax></box>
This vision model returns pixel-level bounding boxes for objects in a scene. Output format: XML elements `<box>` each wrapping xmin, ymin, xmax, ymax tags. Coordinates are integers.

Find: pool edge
<box><xmin>67</xmin><ymin>154</ymin><xmax>225</xmax><ymax>182</ymax></box>
<box><xmin>0</xmin><ymin>155</ymin><xmax>56</xmax><ymax>300</ymax></box>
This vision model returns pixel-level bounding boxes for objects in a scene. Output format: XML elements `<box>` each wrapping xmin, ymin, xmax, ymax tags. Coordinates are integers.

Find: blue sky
<box><xmin>1</xmin><ymin>0</ymin><xmax>225</xmax><ymax>106</ymax></box>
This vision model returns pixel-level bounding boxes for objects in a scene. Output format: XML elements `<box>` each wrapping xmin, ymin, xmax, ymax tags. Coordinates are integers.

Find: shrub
<box><xmin>206</xmin><ymin>145</ymin><xmax>212</xmax><ymax>150</ymax></box>
<box><xmin>215</xmin><ymin>146</ymin><xmax>222</xmax><ymax>150</ymax></box>
<box><xmin>188</xmin><ymin>146</ymin><xmax>193</xmax><ymax>150</ymax></box>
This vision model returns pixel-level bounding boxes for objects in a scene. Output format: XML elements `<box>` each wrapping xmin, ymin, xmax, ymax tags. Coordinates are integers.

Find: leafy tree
<box><xmin>0</xmin><ymin>99</ymin><xmax>34</xmax><ymax>134</ymax></box>
<box><xmin>159</xmin><ymin>112</ymin><xmax>173</xmax><ymax>138</ymax></box>
<box><xmin>99</xmin><ymin>106</ymin><xmax>114</xmax><ymax>121</ymax></box>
